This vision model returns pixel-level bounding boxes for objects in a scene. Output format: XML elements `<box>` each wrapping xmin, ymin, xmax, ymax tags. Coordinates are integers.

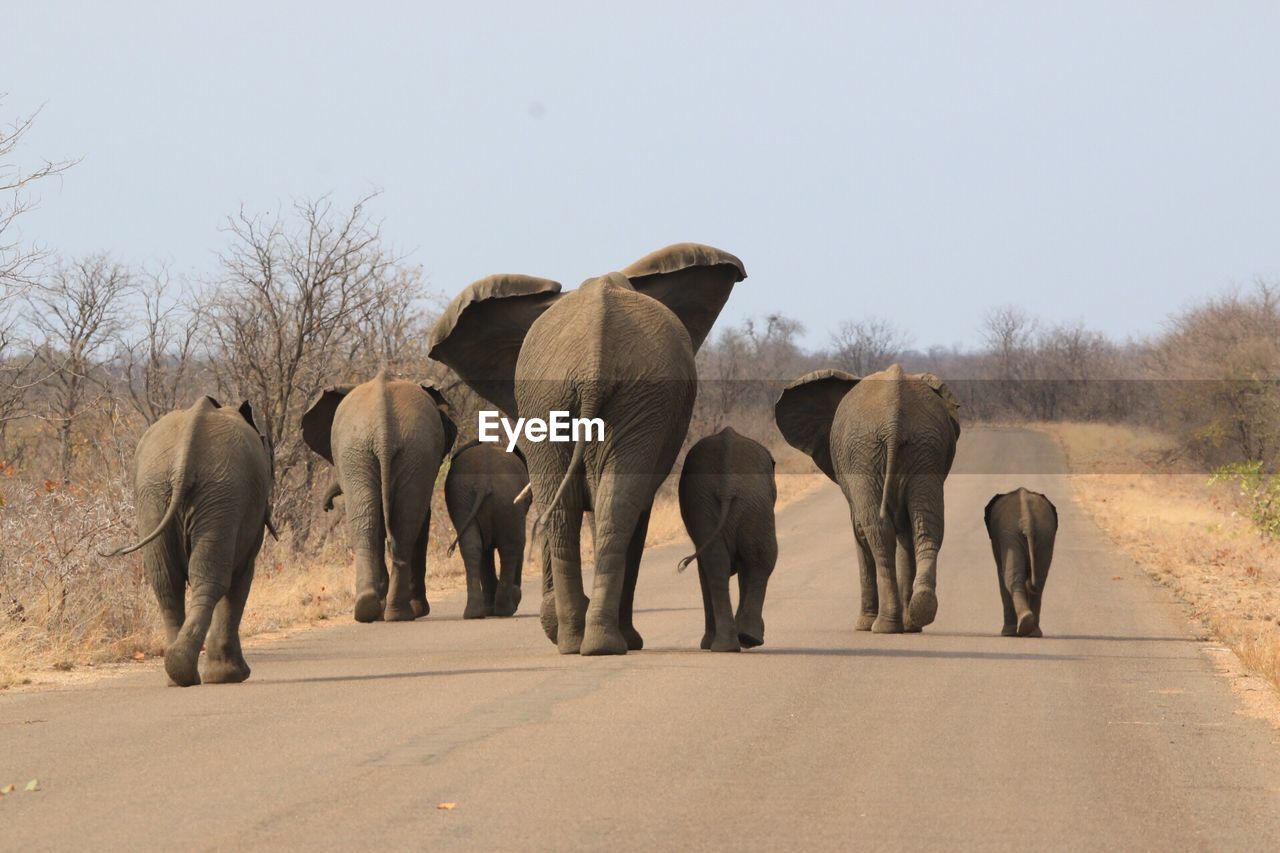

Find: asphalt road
<box><xmin>5</xmin><ymin>428</ymin><xmax>1280</xmax><ymax>851</ymax></box>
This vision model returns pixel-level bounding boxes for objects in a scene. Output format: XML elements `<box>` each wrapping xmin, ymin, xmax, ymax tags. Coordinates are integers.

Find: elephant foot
<box><xmin>1002</xmin><ymin>623</ymin><xmax>1017</xmax><ymax>637</ymax></box>
<box><xmin>384</xmin><ymin>603</ymin><xmax>416</xmax><ymax>622</ymax></box>
<box><xmin>557</xmin><ymin>625</ymin><xmax>584</xmax><ymax>655</ymax></box>
<box><xmin>541</xmin><ymin>598</ymin><xmax>559</xmax><ymax>644</ymax></box>
<box><xmin>411</xmin><ymin>598</ymin><xmax>430</xmax><ymax>619</ymax></box>
<box><xmin>1016</xmin><ymin>610</ymin><xmax>1037</xmax><ymax>637</ymax></box>
<box><xmin>709</xmin><ymin>635</ymin><xmax>741</xmax><ymax>652</ymax></box>
<box><xmin>493</xmin><ymin>585</ymin><xmax>521</xmax><ymax>617</ymax></box>
<box><xmin>736</xmin><ymin>615</ymin><xmax>764</xmax><ymax>648</ymax></box>
<box><xmin>855</xmin><ymin>613</ymin><xmax>876</xmax><ymax>631</ymax></box>
<box><xmin>622</xmin><ymin>624</ymin><xmax>644</xmax><ymax>651</ymax></box>
<box><xmin>580</xmin><ymin>622</ymin><xmax>628</xmax><ymax>656</ymax></box>
<box><xmin>871</xmin><ymin>616</ymin><xmax>904</xmax><ymax>634</ymax></box>
<box><xmin>738</xmin><ymin>632</ymin><xmax>764</xmax><ymax>648</ymax></box>
<box><xmin>1027</xmin><ymin>626</ymin><xmax>1043</xmax><ymax>638</ymax></box>
<box><xmin>203</xmin><ymin>657</ymin><xmax>251</xmax><ymax>684</ymax></box>
<box><xmin>700</xmin><ymin>633</ymin><xmax>714</xmax><ymax>650</ymax></box>
<box><xmin>354</xmin><ymin>591</ymin><xmax>384</xmax><ymax>623</ymax></box>
<box><xmin>165</xmin><ymin>644</ymin><xmax>201</xmax><ymax>687</ymax></box>
<box><xmin>907</xmin><ymin>588</ymin><xmax>938</xmax><ymax>628</ymax></box>
<box><xmin>463</xmin><ymin>597</ymin><xmax>491</xmax><ymax>619</ymax></box>
<box><xmin>903</xmin><ymin>625</ymin><xmax>922</xmax><ymax>634</ymax></box>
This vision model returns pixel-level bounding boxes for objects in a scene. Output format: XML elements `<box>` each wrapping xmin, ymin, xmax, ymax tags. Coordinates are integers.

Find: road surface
<box><xmin>5</xmin><ymin>428</ymin><xmax>1280</xmax><ymax>850</ymax></box>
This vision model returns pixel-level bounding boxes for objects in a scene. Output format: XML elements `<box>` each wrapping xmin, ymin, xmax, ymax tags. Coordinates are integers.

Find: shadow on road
<box><xmin>260</xmin><ymin>666</ymin><xmax>560</xmax><ymax>686</ymax></box>
<box><xmin>754</xmin><ymin>647</ymin><xmax>1080</xmax><ymax>662</ymax></box>
<box><xmin>925</xmin><ymin>631</ymin><xmax>1198</xmax><ymax>643</ymax></box>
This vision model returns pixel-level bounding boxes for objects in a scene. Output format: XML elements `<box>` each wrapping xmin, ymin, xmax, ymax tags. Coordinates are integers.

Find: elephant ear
<box><xmin>419</xmin><ymin>381</ymin><xmax>459</xmax><ymax>455</ymax></box>
<box><xmin>300</xmin><ymin>386</ymin><xmax>354</xmax><ymax>464</ymax></box>
<box><xmin>623</xmin><ymin>243</ymin><xmax>746</xmax><ymax>352</ymax></box>
<box><xmin>919</xmin><ymin>372</ymin><xmax>962</xmax><ymax>440</ymax></box>
<box><xmin>774</xmin><ymin>369</ymin><xmax>860</xmax><ymax>483</ymax></box>
<box><xmin>428</xmin><ymin>274</ymin><xmax>563</xmax><ymax>418</ymax></box>
<box><xmin>236</xmin><ymin>400</ymin><xmax>260</xmax><ymax>432</ymax></box>
<box><xmin>983</xmin><ymin>492</ymin><xmax>1005</xmax><ymax>534</ymax></box>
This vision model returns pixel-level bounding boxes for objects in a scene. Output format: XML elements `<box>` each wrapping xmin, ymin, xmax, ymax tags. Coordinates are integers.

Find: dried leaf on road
<box><xmin>0</xmin><ymin>784</ymin><xmax>14</xmax><ymax>795</ymax></box>
<box><xmin>437</xmin><ymin>802</ymin><xmax>457</xmax><ymax>810</ymax></box>
<box><xmin>24</xmin><ymin>779</ymin><xmax>39</xmax><ymax>792</ymax></box>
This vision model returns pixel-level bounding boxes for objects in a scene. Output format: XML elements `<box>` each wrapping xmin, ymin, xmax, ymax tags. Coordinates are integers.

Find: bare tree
<box><xmin>205</xmin><ymin>193</ymin><xmax>428</xmax><ymax>530</ymax></box>
<box><xmin>118</xmin><ymin>267</ymin><xmax>203</xmax><ymax>425</ymax></box>
<box><xmin>1</xmin><ymin>98</ymin><xmax>77</xmax><ymax>291</ymax></box>
<box><xmin>828</xmin><ymin>317</ymin><xmax>911</xmax><ymax>376</ymax></box>
<box><xmin>27</xmin><ymin>255</ymin><xmax>134</xmax><ymax>481</ymax></box>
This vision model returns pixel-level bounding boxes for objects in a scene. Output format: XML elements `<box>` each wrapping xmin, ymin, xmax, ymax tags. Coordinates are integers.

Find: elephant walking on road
<box><xmin>985</xmin><ymin>488</ymin><xmax>1058</xmax><ymax>637</ymax></box>
<box><xmin>301</xmin><ymin>371</ymin><xmax>457</xmax><ymax>623</ymax></box>
<box><xmin>429</xmin><ymin>243</ymin><xmax>745</xmax><ymax>656</ymax></box>
<box><xmin>106</xmin><ymin>396</ymin><xmax>274</xmax><ymax>687</ymax></box>
<box><xmin>775</xmin><ymin>364</ymin><xmax>961</xmax><ymax>634</ymax></box>
<box><xmin>445</xmin><ymin>441</ymin><xmax>531</xmax><ymax>619</ymax></box>
<box><xmin>677</xmin><ymin>427</ymin><xmax>778</xmax><ymax>652</ymax></box>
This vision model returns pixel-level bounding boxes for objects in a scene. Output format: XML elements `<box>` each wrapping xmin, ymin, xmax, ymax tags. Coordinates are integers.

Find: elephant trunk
<box><xmin>447</xmin><ymin>487</ymin><xmax>491</xmax><ymax>556</ymax></box>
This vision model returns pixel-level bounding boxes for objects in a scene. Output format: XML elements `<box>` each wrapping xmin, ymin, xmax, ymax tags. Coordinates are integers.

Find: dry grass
<box><xmin>1038</xmin><ymin>421</ymin><xmax>1280</xmax><ymax>691</ymax></box>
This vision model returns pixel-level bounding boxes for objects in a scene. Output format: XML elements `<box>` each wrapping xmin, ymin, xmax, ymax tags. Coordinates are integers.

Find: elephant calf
<box><xmin>984</xmin><ymin>488</ymin><xmax>1058</xmax><ymax>637</ymax></box>
<box><xmin>445</xmin><ymin>441</ymin><xmax>531</xmax><ymax>619</ymax></box>
<box><xmin>677</xmin><ymin>427</ymin><xmax>778</xmax><ymax>652</ymax></box>
<box><xmin>301</xmin><ymin>370</ymin><xmax>456</xmax><ymax>623</ymax></box>
<box><xmin>106</xmin><ymin>397</ymin><xmax>274</xmax><ymax>687</ymax></box>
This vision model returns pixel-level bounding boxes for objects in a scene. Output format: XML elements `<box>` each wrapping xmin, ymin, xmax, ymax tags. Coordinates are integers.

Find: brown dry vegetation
<box><xmin>1041</xmin><ymin>422</ymin><xmax>1280</xmax><ymax>692</ymax></box>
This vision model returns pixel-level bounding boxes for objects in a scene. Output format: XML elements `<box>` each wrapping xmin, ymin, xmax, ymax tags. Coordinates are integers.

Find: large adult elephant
<box><xmin>775</xmin><ymin>364</ymin><xmax>961</xmax><ymax>634</ymax></box>
<box><xmin>301</xmin><ymin>370</ymin><xmax>457</xmax><ymax>623</ymax></box>
<box><xmin>106</xmin><ymin>396</ymin><xmax>274</xmax><ymax>686</ymax></box>
<box><xmin>428</xmin><ymin>243</ymin><xmax>745</xmax><ymax>655</ymax></box>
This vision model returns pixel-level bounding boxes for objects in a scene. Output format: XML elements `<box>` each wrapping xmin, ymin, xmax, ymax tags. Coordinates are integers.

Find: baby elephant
<box><xmin>445</xmin><ymin>441</ymin><xmax>531</xmax><ymax>619</ymax></box>
<box><xmin>677</xmin><ymin>427</ymin><xmax>778</xmax><ymax>652</ymax></box>
<box><xmin>984</xmin><ymin>488</ymin><xmax>1058</xmax><ymax>637</ymax></box>
<box><xmin>106</xmin><ymin>397</ymin><xmax>274</xmax><ymax>686</ymax></box>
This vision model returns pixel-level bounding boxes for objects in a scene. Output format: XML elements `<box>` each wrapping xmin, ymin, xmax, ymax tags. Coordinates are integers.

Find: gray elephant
<box><xmin>429</xmin><ymin>242</ymin><xmax>745</xmax><ymax>655</ymax></box>
<box><xmin>775</xmin><ymin>364</ymin><xmax>961</xmax><ymax>634</ymax></box>
<box><xmin>106</xmin><ymin>396</ymin><xmax>273</xmax><ymax>686</ymax></box>
<box><xmin>444</xmin><ymin>440</ymin><xmax>531</xmax><ymax>619</ymax></box>
<box><xmin>676</xmin><ymin>427</ymin><xmax>778</xmax><ymax>652</ymax></box>
<box><xmin>984</xmin><ymin>488</ymin><xmax>1058</xmax><ymax>637</ymax></box>
<box><xmin>301</xmin><ymin>370</ymin><xmax>457</xmax><ymax>623</ymax></box>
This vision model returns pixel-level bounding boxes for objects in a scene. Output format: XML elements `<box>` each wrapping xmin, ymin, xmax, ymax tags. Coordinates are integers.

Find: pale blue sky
<box><xmin>5</xmin><ymin>2</ymin><xmax>1279</xmax><ymax>348</ymax></box>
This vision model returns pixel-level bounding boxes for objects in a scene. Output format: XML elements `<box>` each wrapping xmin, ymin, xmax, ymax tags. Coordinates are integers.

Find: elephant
<box><xmin>300</xmin><ymin>370</ymin><xmax>457</xmax><ymax>623</ymax></box>
<box><xmin>676</xmin><ymin>427</ymin><xmax>778</xmax><ymax>652</ymax></box>
<box><xmin>428</xmin><ymin>242</ymin><xmax>745</xmax><ymax>655</ymax></box>
<box><xmin>984</xmin><ymin>488</ymin><xmax>1058</xmax><ymax>637</ymax></box>
<box><xmin>775</xmin><ymin>364</ymin><xmax>961</xmax><ymax>634</ymax></box>
<box><xmin>105</xmin><ymin>396</ymin><xmax>273</xmax><ymax>687</ymax></box>
<box><xmin>444</xmin><ymin>440</ymin><xmax>532</xmax><ymax>619</ymax></box>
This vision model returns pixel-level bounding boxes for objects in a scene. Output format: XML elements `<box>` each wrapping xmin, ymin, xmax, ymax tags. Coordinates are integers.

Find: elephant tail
<box><xmin>1019</xmin><ymin>489</ymin><xmax>1039</xmax><ymax>595</ymax></box>
<box><xmin>102</xmin><ymin>398</ymin><xmax>207</xmax><ymax>557</ymax></box>
<box><xmin>376</xmin><ymin>370</ymin><xmax>400</xmax><ymax>554</ymax></box>
<box><xmin>879</xmin><ymin>424</ymin><xmax>901</xmax><ymax>521</ymax></box>
<box><xmin>447</xmin><ymin>487</ymin><xmax>491</xmax><ymax>556</ymax></box>
<box><xmin>532</xmin><ymin>433</ymin><xmax>587</xmax><ymax>537</ymax></box>
<box><xmin>676</xmin><ymin>495</ymin><xmax>735</xmax><ymax>573</ymax></box>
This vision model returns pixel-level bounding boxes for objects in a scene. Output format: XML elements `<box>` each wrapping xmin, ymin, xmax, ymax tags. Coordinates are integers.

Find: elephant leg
<box><xmin>204</xmin><ymin>559</ymin><xmax>255</xmax><ymax>684</ymax></box>
<box><xmin>697</xmin><ymin>555</ymin><xmax>716</xmax><ymax>650</ymax></box>
<box><xmin>618</xmin><ymin>506</ymin><xmax>649</xmax><ymax>651</ymax></box>
<box><xmin>580</xmin><ymin>489</ymin><xmax>644</xmax><ymax>657</ymax></box>
<box><xmin>853</xmin><ymin>533</ymin><xmax>879</xmax><ymax>631</ymax></box>
<box><xmin>143</xmin><ymin>540</ymin><xmax>185</xmax><ymax>645</ymax></box>
<box><xmin>697</xmin><ymin>544</ymin><xmax>739</xmax><ymax>652</ymax></box>
<box><xmin>166</xmin><ymin>539</ymin><xmax>234</xmax><ymax>687</ymax></box>
<box><xmin>1002</xmin><ymin>543</ymin><xmax>1035</xmax><ymax>636</ymax></box>
<box><xmin>480</xmin><ymin>549</ymin><xmax>499</xmax><ymax>612</ymax></box>
<box><xmin>734</xmin><ymin>551</ymin><xmax>773</xmax><ymax>649</ymax></box>
<box><xmin>539</xmin><ymin>535</ymin><xmax>558</xmax><ymax>643</ymax></box>
<box><xmin>898</xmin><ymin>534</ymin><xmax>921</xmax><ymax>633</ymax></box>
<box><xmin>866</xmin><ymin>523</ymin><xmax>903</xmax><ymax>634</ymax></box>
<box><xmin>997</xmin><ymin>558</ymin><xmax>1018</xmax><ymax>637</ymax></box>
<box><xmin>548</xmin><ymin>508</ymin><xmax>589</xmax><ymax>654</ymax></box>
<box><xmin>905</xmin><ymin>475</ymin><xmax>945</xmax><ymax>630</ymax></box>
<box><xmin>351</xmin><ymin>518</ymin><xmax>388</xmax><ymax>624</ymax></box>
<box><xmin>459</xmin><ymin>528</ymin><xmax>491</xmax><ymax>619</ymax></box>
<box><xmin>409</xmin><ymin>512</ymin><xmax>430</xmax><ymax>619</ymax></box>
<box><xmin>494</xmin><ymin>541</ymin><xmax>523</xmax><ymax>617</ymax></box>
<box><xmin>383</xmin><ymin>506</ymin><xmax>422</xmax><ymax>622</ymax></box>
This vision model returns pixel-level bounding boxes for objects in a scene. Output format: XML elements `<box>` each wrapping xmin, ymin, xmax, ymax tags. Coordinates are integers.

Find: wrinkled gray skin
<box><xmin>984</xmin><ymin>488</ymin><xmax>1058</xmax><ymax>637</ymax></box>
<box><xmin>444</xmin><ymin>441</ymin><xmax>531</xmax><ymax>619</ymax></box>
<box><xmin>301</xmin><ymin>371</ymin><xmax>457</xmax><ymax>623</ymax></box>
<box><xmin>776</xmin><ymin>364</ymin><xmax>961</xmax><ymax>634</ymax></box>
<box><xmin>677</xmin><ymin>427</ymin><xmax>778</xmax><ymax>652</ymax></box>
<box><xmin>106</xmin><ymin>396</ymin><xmax>273</xmax><ymax>687</ymax></box>
<box><xmin>429</xmin><ymin>243</ymin><xmax>744</xmax><ymax>655</ymax></box>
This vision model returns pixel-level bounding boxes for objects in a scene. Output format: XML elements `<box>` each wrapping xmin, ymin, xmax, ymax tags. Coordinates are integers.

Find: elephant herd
<box><xmin>105</xmin><ymin>242</ymin><xmax>1060</xmax><ymax>687</ymax></box>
